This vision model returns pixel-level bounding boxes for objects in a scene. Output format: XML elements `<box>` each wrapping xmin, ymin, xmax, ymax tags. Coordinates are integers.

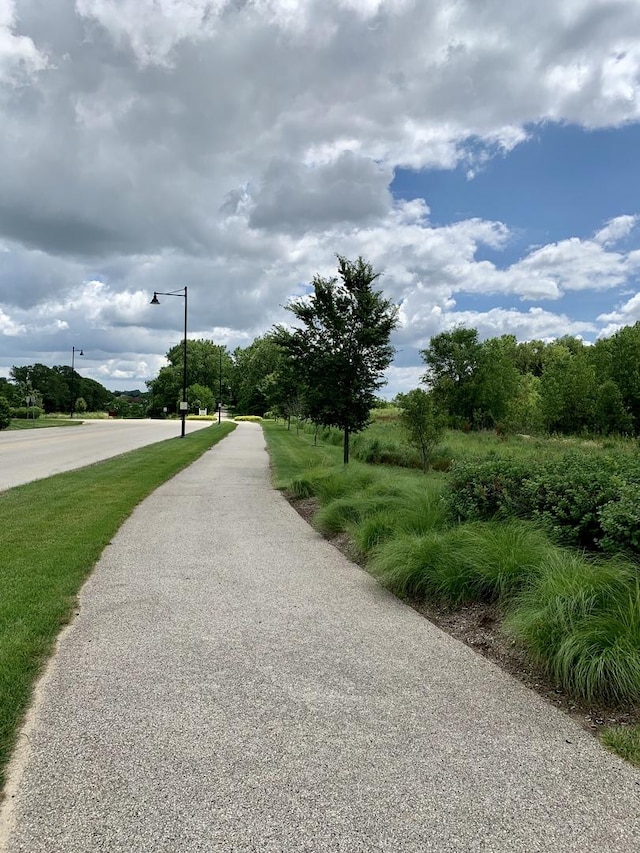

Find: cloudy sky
<box><xmin>1</xmin><ymin>0</ymin><xmax>640</xmax><ymax>395</ymax></box>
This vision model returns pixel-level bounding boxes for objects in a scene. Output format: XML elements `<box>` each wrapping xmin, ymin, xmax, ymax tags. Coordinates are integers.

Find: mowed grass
<box><xmin>0</xmin><ymin>421</ymin><xmax>235</xmax><ymax>791</ymax></box>
<box><xmin>262</xmin><ymin>419</ymin><xmax>640</xmax><ymax>766</ymax></box>
<box><xmin>6</xmin><ymin>418</ymin><xmax>85</xmax><ymax>430</ymax></box>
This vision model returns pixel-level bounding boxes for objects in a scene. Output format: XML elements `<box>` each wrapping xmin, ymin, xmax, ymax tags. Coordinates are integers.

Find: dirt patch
<box><xmin>289</xmin><ymin>495</ymin><xmax>639</xmax><ymax>735</ymax></box>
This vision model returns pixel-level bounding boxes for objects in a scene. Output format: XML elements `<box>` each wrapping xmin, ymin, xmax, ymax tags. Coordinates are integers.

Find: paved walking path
<box><xmin>1</xmin><ymin>423</ymin><xmax>639</xmax><ymax>852</ymax></box>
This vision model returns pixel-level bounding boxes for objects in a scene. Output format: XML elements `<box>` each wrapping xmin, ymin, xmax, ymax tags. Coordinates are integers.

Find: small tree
<box><xmin>75</xmin><ymin>397</ymin><xmax>87</xmax><ymax>414</ymax></box>
<box><xmin>0</xmin><ymin>396</ymin><xmax>11</xmax><ymax>430</ymax></box>
<box><xmin>276</xmin><ymin>256</ymin><xmax>398</xmax><ymax>463</ymax></box>
<box><xmin>397</xmin><ymin>389</ymin><xmax>446</xmax><ymax>473</ymax></box>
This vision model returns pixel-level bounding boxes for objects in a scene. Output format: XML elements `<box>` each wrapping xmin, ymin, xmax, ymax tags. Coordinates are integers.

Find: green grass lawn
<box><xmin>0</xmin><ymin>421</ymin><xmax>235</xmax><ymax>792</ymax></box>
<box><xmin>6</xmin><ymin>418</ymin><xmax>85</xmax><ymax>430</ymax></box>
<box><xmin>262</xmin><ymin>419</ymin><xmax>640</xmax><ymax>769</ymax></box>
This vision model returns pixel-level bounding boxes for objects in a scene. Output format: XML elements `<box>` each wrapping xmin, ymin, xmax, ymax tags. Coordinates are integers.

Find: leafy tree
<box><xmin>514</xmin><ymin>340</ymin><xmax>546</xmax><ymax>377</ymax></box>
<box><xmin>146</xmin><ymin>340</ymin><xmax>233</xmax><ymax>414</ymax></box>
<box><xmin>593</xmin><ymin>379</ymin><xmax>632</xmax><ymax>435</ymax></box>
<box><xmin>421</xmin><ymin>328</ymin><xmax>481</xmax><ymax>427</ymax></box>
<box><xmin>11</xmin><ymin>364</ymin><xmax>69</xmax><ymax>412</ymax></box>
<box><xmin>187</xmin><ymin>383</ymin><xmax>215</xmax><ymax>413</ymax></box>
<box><xmin>472</xmin><ymin>336</ymin><xmax>520</xmax><ymax>429</ymax></box>
<box><xmin>0</xmin><ymin>396</ymin><xmax>10</xmax><ymax>430</ymax></box>
<box><xmin>0</xmin><ymin>378</ymin><xmax>20</xmax><ymax>407</ymax></box>
<box><xmin>397</xmin><ymin>389</ymin><xmax>446</xmax><ymax>472</ymax></box>
<box><xmin>598</xmin><ymin>323</ymin><xmax>640</xmax><ymax>432</ymax></box>
<box><xmin>276</xmin><ymin>256</ymin><xmax>398</xmax><ymax>463</ymax></box>
<box><xmin>539</xmin><ymin>341</ymin><xmax>597</xmax><ymax>433</ymax></box>
<box><xmin>504</xmin><ymin>373</ymin><xmax>544</xmax><ymax>434</ymax></box>
<box><xmin>75</xmin><ymin>397</ymin><xmax>87</xmax><ymax>414</ymax></box>
<box><xmin>231</xmin><ymin>335</ymin><xmax>283</xmax><ymax>415</ymax></box>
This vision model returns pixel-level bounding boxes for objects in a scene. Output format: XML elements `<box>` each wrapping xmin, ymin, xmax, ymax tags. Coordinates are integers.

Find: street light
<box><xmin>218</xmin><ymin>345</ymin><xmax>222</xmax><ymax>425</ymax></box>
<box><xmin>150</xmin><ymin>286</ymin><xmax>188</xmax><ymax>438</ymax></box>
<box><xmin>70</xmin><ymin>346</ymin><xmax>84</xmax><ymax>418</ymax></box>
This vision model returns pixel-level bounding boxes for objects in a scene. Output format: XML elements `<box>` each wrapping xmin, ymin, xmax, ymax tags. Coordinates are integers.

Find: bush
<box><xmin>599</xmin><ymin>481</ymin><xmax>640</xmax><ymax>555</ymax></box>
<box><xmin>446</xmin><ymin>458</ymin><xmax>532</xmax><ymax>521</ymax></box>
<box><xmin>9</xmin><ymin>406</ymin><xmax>43</xmax><ymax>419</ymax></box>
<box><xmin>234</xmin><ymin>415</ymin><xmax>262</xmax><ymax>422</ymax></box>
<box><xmin>445</xmin><ymin>451</ymin><xmax>636</xmax><ymax>551</ymax></box>
<box><xmin>0</xmin><ymin>396</ymin><xmax>11</xmax><ymax>430</ymax></box>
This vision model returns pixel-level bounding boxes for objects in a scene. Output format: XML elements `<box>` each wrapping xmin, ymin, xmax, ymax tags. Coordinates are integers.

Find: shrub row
<box><xmin>446</xmin><ymin>451</ymin><xmax>640</xmax><ymax>555</ymax></box>
<box><xmin>9</xmin><ymin>406</ymin><xmax>43</xmax><ymax>419</ymax></box>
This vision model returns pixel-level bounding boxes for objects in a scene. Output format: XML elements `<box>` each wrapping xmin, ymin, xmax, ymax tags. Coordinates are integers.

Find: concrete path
<box><xmin>1</xmin><ymin>423</ymin><xmax>638</xmax><ymax>852</ymax></box>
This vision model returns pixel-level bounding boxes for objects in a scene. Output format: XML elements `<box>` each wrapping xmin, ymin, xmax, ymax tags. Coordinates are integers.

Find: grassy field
<box><xmin>262</xmin><ymin>419</ymin><xmax>640</xmax><ymax>768</ymax></box>
<box><xmin>0</xmin><ymin>421</ymin><xmax>235</xmax><ymax>792</ymax></box>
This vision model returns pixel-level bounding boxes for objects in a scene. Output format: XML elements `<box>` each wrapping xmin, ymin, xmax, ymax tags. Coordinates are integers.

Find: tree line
<box><xmin>4</xmin><ymin>255</ymin><xmax>640</xmax><ymax>444</ymax></box>
<box><xmin>422</xmin><ymin>325</ymin><xmax>640</xmax><ymax>436</ymax></box>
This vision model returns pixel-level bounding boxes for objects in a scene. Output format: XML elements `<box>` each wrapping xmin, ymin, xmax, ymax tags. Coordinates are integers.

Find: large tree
<box><xmin>146</xmin><ymin>339</ymin><xmax>233</xmax><ymax>415</ymax></box>
<box><xmin>420</xmin><ymin>328</ymin><xmax>482</xmax><ymax>427</ymax></box>
<box><xmin>276</xmin><ymin>256</ymin><xmax>398</xmax><ymax>463</ymax></box>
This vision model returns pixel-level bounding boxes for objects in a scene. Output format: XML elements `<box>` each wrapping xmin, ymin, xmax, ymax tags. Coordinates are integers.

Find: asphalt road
<box><xmin>1</xmin><ymin>423</ymin><xmax>638</xmax><ymax>852</ymax></box>
<box><xmin>0</xmin><ymin>418</ymin><xmax>212</xmax><ymax>491</ymax></box>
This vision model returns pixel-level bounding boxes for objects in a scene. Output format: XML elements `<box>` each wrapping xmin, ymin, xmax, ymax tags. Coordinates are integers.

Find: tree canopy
<box><xmin>275</xmin><ymin>256</ymin><xmax>398</xmax><ymax>462</ymax></box>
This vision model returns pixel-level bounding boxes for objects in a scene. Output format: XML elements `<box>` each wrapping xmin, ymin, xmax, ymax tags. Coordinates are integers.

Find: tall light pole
<box><xmin>70</xmin><ymin>346</ymin><xmax>84</xmax><ymax>418</ymax></box>
<box><xmin>150</xmin><ymin>286</ymin><xmax>188</xmax><ymax>438</ymax></box>
<box><xmin>218</xmin><ymin>345</ymin><xmax>222</xmax><ymax>424</ymax></box>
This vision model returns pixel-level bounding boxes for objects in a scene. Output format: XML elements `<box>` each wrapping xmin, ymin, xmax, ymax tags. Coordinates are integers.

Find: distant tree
<box><xmin>397</xmin><ymin>389</ymin><xmax>446</xmax><ymax>472</ymax></box>
<box><xmin>472</xmin><ymin>336</ymin><xmax>520</xmax><ymax>429</ymax></box>
<box><xmin>504</xmin><ymin>373</ymin><xmax>544</xmax><ymax>434</ymax></box>
<box><xmin>539</xmin><ymin>341</ymin><xmax>597</xmax><ymax>433</ymax></box>
<box><xmin>11</xmin><ymin>364</ymin><xmax>68</xmax><ymax>412</ymax></box>
<box><xmin>146</xmin><ymin>340</ymin><xmax>233</xmax><ymax>414</ymax></box>
<box><xmin>276</xmin><ymin>256</ymin><xmax>398</xmax><ymax>463</ymax></box>
<box><xmin>75</xmin><ymin>397</ymin><xmax>87</xmax><ymax>414</ymax></box>
<box><xmin>0</xmin><ymin>396</ymin><xmax>10</xmax><ymax>430</ymax></box>
<box><xmin>593</xmin><ymin>379</ymin><xmax>633</xmax><ymax>435</ymax></box>
<box><xmin>187</xmin><ymin>383</ymin><xmax>215</xmax><ymax>413</ymax></box>
<box><xmin>231</xmin><ymin>335</ymin><xmax>283</xmax><ymax>415</ymax></box>
<box><xmin>0</xmin><ymin>378</ymin><xmax>20</xmax><ymax>407</ymax></box>
<box><xmin>421</xmin><ymin>328</ymin><xmax>481</xmax><ymax>427</ymax></box>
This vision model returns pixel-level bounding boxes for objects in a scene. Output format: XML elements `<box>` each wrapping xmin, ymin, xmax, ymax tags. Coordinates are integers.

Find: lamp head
<box><xmin>150</xmin><ymin>292</ymin><xmax>160</xmax><ymax>305</ymax></box>
<box><xmin>79</xmin><ymin>349</ymin><xmax>84</xmax><ymax>356</ymax></box>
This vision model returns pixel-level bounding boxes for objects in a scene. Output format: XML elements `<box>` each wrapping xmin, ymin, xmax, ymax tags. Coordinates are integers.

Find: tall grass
<box><xmin>505</xmin><ymin>553</ymin><xmax>640</xmax><ymax>703</ymax></box>
<box><xmin>370</xmin><ymin>520</ymin><xmax>553</xmax><ymax>605</ymax></box>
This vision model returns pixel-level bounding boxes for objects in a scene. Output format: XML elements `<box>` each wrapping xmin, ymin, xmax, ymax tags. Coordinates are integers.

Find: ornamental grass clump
<box><xmin>458</xmin><ymin>520</ymin><xmax>553</xmax><ymax>603</ymax></box>
<box><xmin>369</xmin><ymin>527</ymin><xmax>476</xmax><ymax>602</ymax></box>
<box><xmin>505</xmin><ymin>552</ymin><xmax>640</xmax><ymax>703</ymax></box>
<box><xmin>370</xmin><ymin>520</ymin><xmax>551</xmax><ymax>606</ymax></box>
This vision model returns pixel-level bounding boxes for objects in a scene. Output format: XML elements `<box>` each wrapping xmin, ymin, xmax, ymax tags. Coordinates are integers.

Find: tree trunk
<box><xmin>343</xmin><ymin>424</ymin><xmax>350</xmax><ymax>464</ymax></box>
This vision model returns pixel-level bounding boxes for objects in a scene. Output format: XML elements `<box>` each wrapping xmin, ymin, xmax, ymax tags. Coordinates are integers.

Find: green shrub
<box><xmin>521</xmin><ymin>453</ymin><xmax>620</xmax><ymax>547</ymax></box>
<box><xmin>234</xmin><ymin>415</ymin><xmax>262</xmax><ymax>422</ymax></box>
<box><xmin>0</xmin><ymin>397</ymin><xmax>10</xmax><ymax>430</ymax></box>
<box><xmin>445</xmin><ymin>451</ymin><xmax>635</xmax><ymax>551</ymax></box>
<box><xmin>9</xmin><ymin>406</ymin><xmax>43</xmax><ymax>419</ymax></box>
<box><xmin>505</xmin><ymin>553</ymin><xmax>640</xmax><ymax>703</ymax></box>
<box><xmin>446</xmin><ymin>458</ymin><xmax>532</xmax><ymax>521</ymax></box>
<box><xmin>599</xmin><ymin>481</ymin><xmax>640</xmax><ymax>556</ymax></box>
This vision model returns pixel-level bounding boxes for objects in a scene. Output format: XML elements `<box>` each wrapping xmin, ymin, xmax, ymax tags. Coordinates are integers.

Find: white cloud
<box><xmin>1</xmin><ymin>1</ymin><xmax>640</xmax><ymax>392</ymax></box>
<box><xmin>594</xmin><ymin>214</ymin><xmax>638</xmax><ymax>246</ymax></box>
<box><xmin>597</xmin><ymin>290</ymin><xmax>640</xmax><ymax>336</ymax></box>
<box><xmin>0</xmin><ymin>1</ymin><xmax>47</xmax><ymax>83</ymax></box>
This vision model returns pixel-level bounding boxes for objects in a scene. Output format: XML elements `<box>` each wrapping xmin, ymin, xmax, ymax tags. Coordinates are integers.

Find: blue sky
<box><xmin>1</xmin><ymin>1</ymin><xmax>640</xmax><ymax>394</ymax></box>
